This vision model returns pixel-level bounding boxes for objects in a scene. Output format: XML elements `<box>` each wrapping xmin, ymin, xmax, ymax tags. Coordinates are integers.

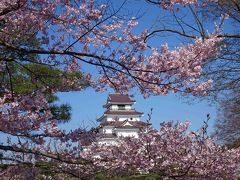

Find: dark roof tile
<box><xmin>104</xmin><ymin>110</ymin><xmax>143</xmax><ymax>116</ymax></box>
<box><xmin>108</xmin><ymin>94</ymin><xmax>135</xmax><ymax>103</ymax></box>
<box><xmin>100</xmin><ymin>120</ymin><xmax>151</xmax><ymax>129</ymax></box>
<box><xmin>97</xmin><ymin>133</ymin><xmax>117</xmax><ymax>139</ymax></box>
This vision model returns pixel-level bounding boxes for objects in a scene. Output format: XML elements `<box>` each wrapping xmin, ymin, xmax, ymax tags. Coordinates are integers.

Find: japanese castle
<box><xmin>96</xmin><ymin>94</ymin><xmax>150</xmax><ymax>144</ymax></box>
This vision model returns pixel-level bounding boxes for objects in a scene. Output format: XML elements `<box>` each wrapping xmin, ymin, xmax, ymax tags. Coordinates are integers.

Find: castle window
<box><xmin>118</xmin><ymin>105</ymin><xmax>125</xmax><ymax>110</ymax></box>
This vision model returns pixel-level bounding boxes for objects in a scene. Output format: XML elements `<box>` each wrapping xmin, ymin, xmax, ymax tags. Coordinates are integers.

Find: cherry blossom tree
<box><xmin>144</xmin><ymin>0</ymin><xmax>240</xmax><ymax>100</ymax></box>
<box><xmin>145</xmin><ymin>0</ymin><xmax>240</xmax><ymax>144</ymax></box>
<box><xmin>215</xmin><ymin>90</ymin><xmax>240</xmax><ymax>144</ymax></box>
<box><xmin>83</xmin><ymin>121</ymin><xmax>240</xmax><ymax>179</ymax></box>
<box><xmin>0</xmin><ymin>0</ymin><xmax>221</xmax><ymax>96</ymax></box>
<box><xmin>0</xmin><ymin>0</ymin><xmax>239</xmax><ymax>179</ymax></box>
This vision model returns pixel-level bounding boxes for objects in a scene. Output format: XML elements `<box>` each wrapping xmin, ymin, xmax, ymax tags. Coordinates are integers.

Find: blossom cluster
<box><xmin>83</xmin><ymin>122</ymin><xmax>240</xmax><ymax>179</ymax></box>
<box><xmin>97</xmin><ymin>36</ymin><xmax>220</xmax><ymax>96</ymax></box>
<box><xmin>0</xmin><ymin>0</ymin><xmax>220</xmax><ymax>97</ymax></box>
<box><xmin>157</xmin><ymin>0</ymin><xmax>218</xmax><ymax>9</ymax></box>
<box><xmin>0</xmin><ymin>0</ymin><xmax>232</xmax><ymax>179</ymax></box>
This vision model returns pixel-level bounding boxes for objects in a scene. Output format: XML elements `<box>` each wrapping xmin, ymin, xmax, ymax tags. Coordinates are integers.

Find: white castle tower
<box><xmin>96</xmin><ymin>94</ymin><xmax>150</xmax><ymax>144</ymax></box>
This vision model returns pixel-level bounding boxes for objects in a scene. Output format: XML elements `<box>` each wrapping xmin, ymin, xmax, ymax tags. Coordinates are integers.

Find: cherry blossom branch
<box><xmin>0</xmin><ymin>0</ymin><xmax>25</xmax><ymax>16</ymax></box>
<box><xmin>64</xmin><ymin>0</ymin><xmax>127</xmax><ymax>52</ymax></box>
<box><xmin>0</xmin><ymin>145</ymin><xmax>90</xmax><ymax>165</ymax></box>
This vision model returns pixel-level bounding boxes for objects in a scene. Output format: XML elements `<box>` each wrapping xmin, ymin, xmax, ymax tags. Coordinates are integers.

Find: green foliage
<box><xmin>45</xmin><ymin>93</ymin><xmax>59</xmax><ymax>103</ymax></box>
<box><xmin>35</xmin><ymin>161</ymin><xmax>55</xmax><ymax>177</ymax></box>
<box><xmin>95</xmin><ymin>172</ymin><xmax>162</xmax><ymax>180</ymax></box>
<box><xmin>95</xmin><ymin>172</ymin><xmax>107</xmax><ymax>180</ymax></box>
<box><xmin>117</xmin><ymin>174</ymin><xmax>161</xmax><ymax>180</ymax></box>
<box><xmin>0</xmin><ymin>60</ymin><xmax>89</xmax><ymax>123</ymax></box>
<box><xmin>50</xmin><ymin>103</ymin><xmax>72</xmax><ymax>123</ymax></box>
<box><xmin>1</xmin><ymin>62</ymin><xmax>87</xmax><ymax>95</ymax></box>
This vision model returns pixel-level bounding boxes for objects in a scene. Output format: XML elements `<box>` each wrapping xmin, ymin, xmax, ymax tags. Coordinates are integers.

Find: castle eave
<box><xmin>97</xmin><ymin>133</ymin><xmax>117</xmax><ymax>139</ymax></box>
<box><xmin>100</xmin><ymin>120</ymin><xmax>151</xmax><ymax>128</ymax></box>
<box><xmin>104</xmin><ymin>110</ymin><xmax>143</xmax><ymax>116</ymax></box>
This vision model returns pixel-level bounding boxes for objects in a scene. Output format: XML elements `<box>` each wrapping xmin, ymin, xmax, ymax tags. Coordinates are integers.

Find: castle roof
<box><xmin>97</xmin><ymin>109</ymin><xmax>143</xmax><ymax>121</ymax></box>
<box><xmin>98</xmin><ymin>133</ymin><xmax>118</xmax><ymax>139</ymax></box>
<box><xmin>100</xmin><ymin>120</ymin><xmax>150</xmax><ymax>129</ymax></box>
<box><xmin>108</xmin><ymin>94</ymin><xmax>135</xmax><ymax>103</ymax></box>
<box><xmin>103</xmin><ymin>94</ymin><xmax>135</xmax><ymax>107</ymax></box>
<box><xmin>104</xmin><ymin>110</ymin><xmax>143</xmax><ymax>116</ymax></box>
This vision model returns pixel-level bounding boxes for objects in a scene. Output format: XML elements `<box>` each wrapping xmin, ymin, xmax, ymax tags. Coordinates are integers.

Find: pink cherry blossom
<box><xmin>83</xmin><ymin>121</ymin><xmax>240</xmax><ymax>179</ymax></box>
<box><xmin>0</xmin><ymin>1</ymin><xmax>236</xmax><ymax>179</ymax></box>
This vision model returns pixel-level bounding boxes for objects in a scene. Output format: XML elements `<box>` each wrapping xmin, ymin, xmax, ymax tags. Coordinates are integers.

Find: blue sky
<box><xmin>57</xmin><ymin>0</ymin><xmax>219</xmax><ymax>133</ymax></box>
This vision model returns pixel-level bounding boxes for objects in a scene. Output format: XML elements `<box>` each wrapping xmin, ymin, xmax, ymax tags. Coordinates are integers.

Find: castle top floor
<box><xmin>103</xmin><ymin>94</ymin><xmax>135</xmax><ymax>110</ymax></box>
<box><xmin>97</xmin><ymin>94</ymin><xmax>143</xmax><ymax>122</ymax></box>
